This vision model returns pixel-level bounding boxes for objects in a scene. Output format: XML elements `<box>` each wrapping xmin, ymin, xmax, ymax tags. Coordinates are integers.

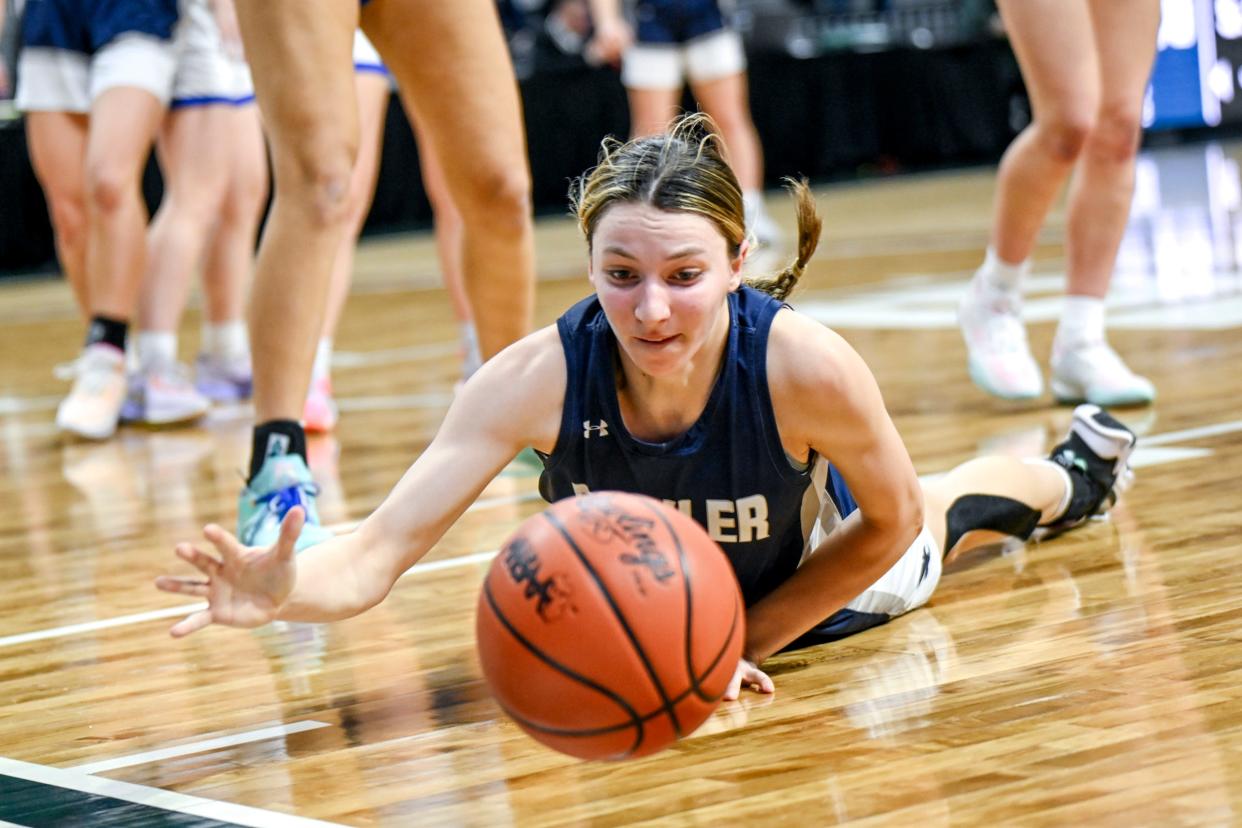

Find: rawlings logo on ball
<box><xmin>578</xmin><ymin>500</ymin><xmax>677</xmax><ymax>589</ymax></box>
<box><xmin>501</xmin><ymin>536</ymin><xmax>574</xmax><ymax>621</ymax></box>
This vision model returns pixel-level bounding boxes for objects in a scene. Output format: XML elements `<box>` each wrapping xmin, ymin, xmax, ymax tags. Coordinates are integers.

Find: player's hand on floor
<box><xmin>155</xmin><ymin>507</ymin><xmax>303</xmax><ymax>637</ymax></box>
<box><xmin>723</xmin><ymin>657</ymin><xmax>775</xmax><ymax>701</ymax></box>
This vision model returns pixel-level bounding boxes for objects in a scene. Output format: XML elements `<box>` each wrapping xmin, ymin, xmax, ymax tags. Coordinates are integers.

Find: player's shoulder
<box><xmin>480</xmin><ymin>324</ymin><xmax>565</xmax><ymax>390</ymax></box>
<box><xmin>767</xmin><ymin>305</ymin><xmax>861</xmax><ymax>395</ymax></box>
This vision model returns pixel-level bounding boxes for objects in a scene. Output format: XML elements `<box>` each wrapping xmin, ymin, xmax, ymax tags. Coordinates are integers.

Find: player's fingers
<box><xmin>175</xmin><ymin>543</ymin><xmax>221</xmax><ymax>576</ymax></box>
<box><xmin>722</xmin><ymin>664</ymin><xmax>744</xmax><ymax>702</ymax></box>
<box><xmin>154</xmin><ymin>576</ymin><xmax>209</xmax><ymax>597</ymax></box>
<box><xmin>169</xmin><ymin>609</ymin><xmax>214</xmax><ymax>638</ymax></box>
<box><xmin>275</xmin><ymin>507</ymin><xmax>305</xmax><ymax>562</ymax></box>
<box><xmin>203</xmin><ymin>523</ymin><xmax>246</xmax><ymax>566</ymax></box>
<box><xmin>750</xmin><ymin>668</ymin><xmax>775</xmax><ymax>695</ymax></box>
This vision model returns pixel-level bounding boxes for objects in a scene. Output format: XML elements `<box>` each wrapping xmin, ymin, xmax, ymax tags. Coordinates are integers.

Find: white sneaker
<box><xmin>127</xmin><ymin>363</ymin><xmax>211</xmax><ymax>425</ymax></box>
<box><xmin>958</xmin><ymin>280</ymin><xmax>1043</xmax><ymax>400</ymax></box>
<box><xmin>56</xmin><ymin>344</ymin><xmax>128</xmax><ymax>440</ymax></box>
<box><xmin>1050</xmin><ymin>340</ymin><xmax>1155</xmax><ymax>407</ymax></box>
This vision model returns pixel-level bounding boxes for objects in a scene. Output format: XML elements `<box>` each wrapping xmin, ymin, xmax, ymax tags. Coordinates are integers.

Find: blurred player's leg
<box><xmin>56</xmin><ymin>81</ymin><xmax>167</xmax><ymax>440</ymax></box>
<box><xmin>959</xmin><ymin>0</ymin><xmax>1095</xmax><ymax>401</ymax></box>
<box><xmin>689</xmin><ymin>46</ymin><xmax>778</xmax><ymax>248</ymax></box>
<box><xmin>411</xmin><ymin>115</ymin><xmax>478</xmax><ymax>381</ymax></box>
<box><xmin>1049</xmin><ymin>0</ymin><xmax>1159</xmax><ymax>406</ymax></box>
<box><xmin>364</xmin><ymin>0</ymin><xmax>534</xmax><ymax>360</ymax></box>
<box><xmin>197</xmin><ymin>100</ymin><xmax>266</xmax><ymax>403</ymax></box>
<box><xmin>231</xmin><ymin>0</ymin><xmax>358</xmax><ymax>548</ymax></box>
<box><xmin>133</xmin><ymin>104</ymin><xmax>234</xmax><ymax>425</ymax></box>
<box><xmin>25</xmin><ymin>112</ymin><xmax>91</xmax><ymax>317</ymax></box>
<box><xmin>306</xmin><ymin>58</ymin><xmax>388</xmax><ymax>433</ymax></box>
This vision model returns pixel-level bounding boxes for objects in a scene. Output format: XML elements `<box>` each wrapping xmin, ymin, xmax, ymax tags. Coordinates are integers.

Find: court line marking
<box><xmin>1</xmin><ymin>419</ymin><xmax>1237</xmax><ymax>651</ymax></box>
<box><xmin>1139</xmin><ymin>419</ymin><xmax>1242</xmax><ymax>446</ymax></box>
<box><xmin>67</xmin><ymin>721</ymin><xmax>330</xmax><ymax>775</ymax></box>
<box><xmin>0</xmin><ymin>757</ymin><xmax>343</xmax><ymax>827</ymax></box>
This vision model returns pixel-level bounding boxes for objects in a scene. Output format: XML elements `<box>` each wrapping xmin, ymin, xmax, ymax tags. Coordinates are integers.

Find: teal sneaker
<box><xmin>238</xmin><ymin>453</ymin><xmax>335</xmax><ymax>551</ymax></box>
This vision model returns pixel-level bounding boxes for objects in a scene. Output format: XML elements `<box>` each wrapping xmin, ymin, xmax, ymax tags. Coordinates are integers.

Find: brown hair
<box><xmin>569</xmin><ymin>112</ymin><xmax>821</xmax><ymax>301</ymax></box>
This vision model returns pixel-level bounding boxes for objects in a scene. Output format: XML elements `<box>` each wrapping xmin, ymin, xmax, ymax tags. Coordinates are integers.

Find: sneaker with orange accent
<box><xmin>302</xmin><ymin>376</ymin><xmax>339</xmax><ymax>433</ymax></box>
<box><xmin>56</xmin><ymin>344</ymin><xmax>128</xmax><ymax>440</ymax></box>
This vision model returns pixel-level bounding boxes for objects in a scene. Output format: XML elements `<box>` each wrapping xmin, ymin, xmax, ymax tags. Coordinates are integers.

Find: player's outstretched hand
<box><xmin>155</xmin><ymin>508</ymin><xmax>304</xmax><ymax>637</ymax></box>
<box><xmin>723</xmin><ymin>657</ymin><xmax>775</xmax><ymax>701</ymax></box>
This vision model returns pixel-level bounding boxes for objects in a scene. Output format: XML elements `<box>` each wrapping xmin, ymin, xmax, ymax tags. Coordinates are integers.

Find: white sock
<box><xmin>312</xmin><ymin>337</ymin><xmax>333</xmax><ymax>381</ymax></box>
<box><xmin>137</xmin><ymin>331</ymin><xmax>177</xmax><ymax>373</ymax></box>
<box><xmin>202</xmin><ymin>320</ymin><xmax>249</xmax><ymax>361</ymax></box>
<box><xmin>1055</xmin><ymin>296</ymin><xmax>1106</xmax><ymax>350</ymax></box>
<box><xmin>977</xmin><ymin>247</ymin><xmax>1029</xmax><ymax>295</ymax></box>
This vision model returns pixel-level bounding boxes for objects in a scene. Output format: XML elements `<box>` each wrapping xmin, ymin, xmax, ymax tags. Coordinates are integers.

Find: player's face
<box><xmin>589</xmin><ymin>203</ymin><xmax>745</xmax><ymax>377</ymax></box>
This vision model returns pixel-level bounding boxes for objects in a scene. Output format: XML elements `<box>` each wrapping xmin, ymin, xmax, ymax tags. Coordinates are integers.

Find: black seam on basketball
<box><xmin>694</xmin><ymin>592</ymin><xmax>743</xmax><ymax>705</ymax></box>
<box><xmin>542</xmin><ymin>507</ymin><xmax>684</xmax><ymax>737</ymax></box>
<box><xmin>639</xmin><ymin>500</ymin><xmax>710</xmax><ymax>706</ymax></box>
<box><xmin>639</xmin><ymin>502</ymin><xmax>742</xmax><ymax>704</ymax></box>
<box><xmin>482</xmin><ymin>579</ymin><xmax>645</xmax><ymax>755</ymax></box>
<box><xmin>499</xmin><ymin>677</ymin><xmax>722</xmax><ymax>742</ymax></box>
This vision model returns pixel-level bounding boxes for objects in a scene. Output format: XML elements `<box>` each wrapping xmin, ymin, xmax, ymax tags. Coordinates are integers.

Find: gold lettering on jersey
<box><xmin>571</xmin><ymin>484</ymin><xmax>770</xmax><ymax>544</ymax></box>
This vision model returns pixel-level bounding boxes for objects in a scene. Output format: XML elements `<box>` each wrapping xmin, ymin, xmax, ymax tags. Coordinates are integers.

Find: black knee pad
<box><xmin>945</xmin><ymin>495</ymin><xmax>1040</xmax><ymax>552</ymax></box>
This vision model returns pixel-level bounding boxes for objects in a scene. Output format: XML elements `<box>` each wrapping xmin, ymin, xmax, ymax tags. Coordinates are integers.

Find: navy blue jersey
<box><xmin>634</xmin><ymin>0</ymin><xmax>727</xmax><ymax>45</ymax></box>
<box><xmin>22</xmin><ymin>0</ymin><xmax>178</xmax><ymax>53</ymax></box>
<box><xmin>539</xmin><ymin>286</ymin><xmax>858</xmax><ymax>607</ymax></box>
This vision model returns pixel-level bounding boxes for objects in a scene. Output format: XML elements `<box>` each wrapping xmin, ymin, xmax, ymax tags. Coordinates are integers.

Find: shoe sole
<box><xmin>1051</xmin><ymin>379</ymin><xmax>1156</xmax><ymax>408</ymax></box>
<box><xmin>56</xmin><ymin>417</ymin><xmax>117</xmax><ymax>441</ymax></box>
<box><xmin>969</xmin><ymin>362</ymin><xmax>1042</xmax><ymax>401</ymax></box>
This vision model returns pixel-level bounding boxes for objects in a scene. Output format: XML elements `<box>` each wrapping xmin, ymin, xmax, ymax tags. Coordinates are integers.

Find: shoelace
<box><xmin>240</xmin><ymin>479</ymin><xmax>322</xmax><ymax>541</ymax></box>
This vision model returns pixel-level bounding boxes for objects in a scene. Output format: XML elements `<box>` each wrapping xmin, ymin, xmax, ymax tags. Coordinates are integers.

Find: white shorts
<box><xmin>16</xmin><ymin>33</ymin><xmax>177</xmax><ymax>113</ymax></box>
<box><xmin>171</xmin><ymin>0</ymin><xmax>254</xmax><ymax>106</ymax></box>
<box><xmin>353</xmin><ymin>30</ymin><xmax>386</xmax><ymax>74</ymax></box>
<box><xmin>844</xmin><ymin>524</ymin><xmax>942</xmax><ymax>619</ymax></box>
<box><xmin>621</xmin><ymin>28</ymin><xmax>746</xmax><ymax>90</ymax></box>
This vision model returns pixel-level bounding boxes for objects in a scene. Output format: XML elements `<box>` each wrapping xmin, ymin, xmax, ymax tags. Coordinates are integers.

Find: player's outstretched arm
<box><xmin>156</xmin><ymin>327</ymin><xmax>566</xmax><ymax>635</ymax></box>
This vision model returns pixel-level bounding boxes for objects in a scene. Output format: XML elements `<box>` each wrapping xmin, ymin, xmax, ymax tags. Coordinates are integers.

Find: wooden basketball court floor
<box><xmin>2</xmin><ymin>139</ymin><xmax>1241</xmax><ymax>826</ymax></box>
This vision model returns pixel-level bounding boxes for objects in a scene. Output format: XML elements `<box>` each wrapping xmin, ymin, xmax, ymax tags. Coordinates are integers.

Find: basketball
<box><xmin>476</xmin><ymin>491</ymin><xmax>745</xmax><ymax>761</ymax></box>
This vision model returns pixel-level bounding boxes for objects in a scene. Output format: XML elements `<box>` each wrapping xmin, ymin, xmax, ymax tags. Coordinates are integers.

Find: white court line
<box><xmin>67</xmin><ymin>721</ymin><xmax>330</xmax><ymax>775</ymax></box>
<box><xmin>0</xmin><ymin>757</ymin><xmax>343</xmax><ymax>827</ymax></box>
<box><xmin>1139</xmin><ymin>419</ymin><xmax>1242</xmax><ymax>447</ymax></box>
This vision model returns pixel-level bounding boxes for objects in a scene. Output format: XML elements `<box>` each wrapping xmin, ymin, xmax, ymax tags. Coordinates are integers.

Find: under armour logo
<box><xmin>583</xmin><ymin>419</ymin><xmax>609</xmax><ymax>438</ymax></box>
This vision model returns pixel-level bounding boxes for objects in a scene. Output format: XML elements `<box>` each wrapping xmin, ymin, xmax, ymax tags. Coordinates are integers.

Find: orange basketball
<box><xmin>476</xmin><ymin>491</ymin><xmax>745</xmax><ymax>760</ymax></box>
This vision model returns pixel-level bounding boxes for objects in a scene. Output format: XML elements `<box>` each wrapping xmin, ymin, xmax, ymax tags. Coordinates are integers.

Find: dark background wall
<box><xmin>0</xmin><ymin>36</ymin><xmax>1029</xmax><ymax>278</ymax></box>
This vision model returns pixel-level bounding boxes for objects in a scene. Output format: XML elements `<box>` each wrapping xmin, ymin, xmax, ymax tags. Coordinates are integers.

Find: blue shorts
<box><xmin>633</xmin><ymin>0</ymin><xmax>727</xmax><ymax>45</ymax></box>
<box><xmin>22</xmin><ymin>0</ymin><xmax>179</xmax><ymax>54</ymax></box>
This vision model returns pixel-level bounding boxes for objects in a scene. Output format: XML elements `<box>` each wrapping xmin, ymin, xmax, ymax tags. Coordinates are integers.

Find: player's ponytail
<box><xmin>744</xmin><ymin>179</ymin><xmax>821</xmax><ymax>302</ymax></box>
